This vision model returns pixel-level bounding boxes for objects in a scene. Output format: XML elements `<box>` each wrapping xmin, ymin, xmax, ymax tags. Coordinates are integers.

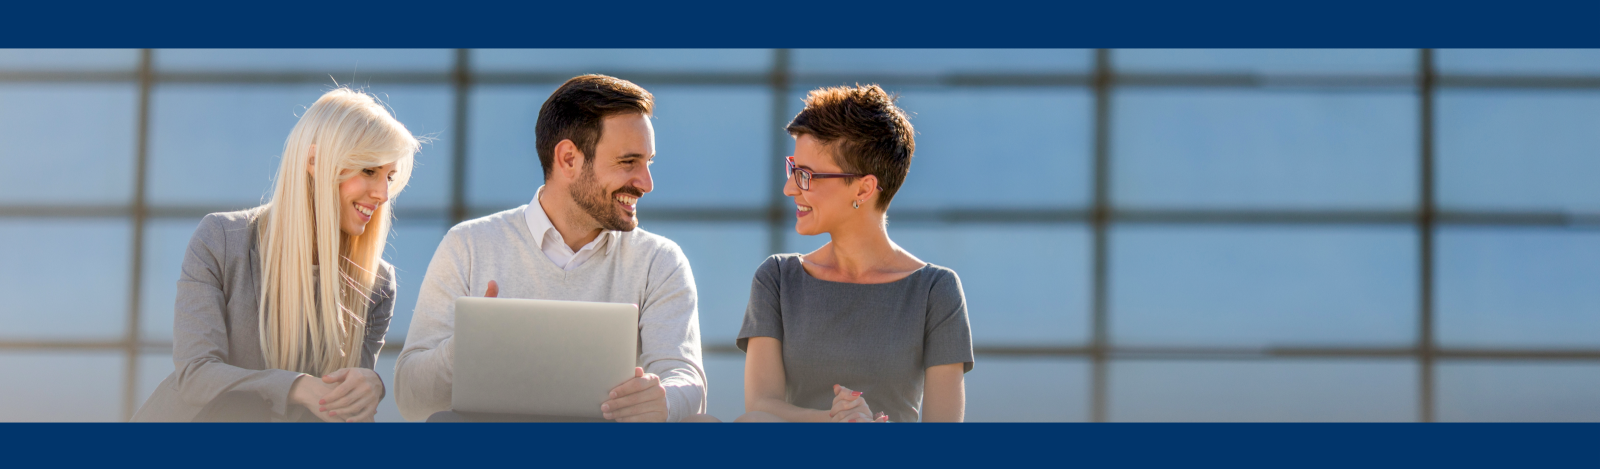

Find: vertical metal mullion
<box><xmin>1418</xmin><ymin>48</ymin><xmax>1437</xmax><ymax>423</ymax></box>
<box><xmin>1089</xmin><ymin>49</ymin><xmax>1112</xmax><ymax>423</ymax></box>
<box><xmin>449</xmin><ymin>49</ymin><xmax>471</xmax><ymax>226</ymax></box>
<box><xmin>766</xmin><ymin>49</ymin><xmax>792</xmax><ymax>255</ymax></box>
<box><xmin>122</xmin><ymin>48</ymin><xmax>155</xmax><ymax>421</ymax></box>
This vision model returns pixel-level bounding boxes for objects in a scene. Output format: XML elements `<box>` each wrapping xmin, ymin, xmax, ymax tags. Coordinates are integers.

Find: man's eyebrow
<box><xmin>617</xmin><ymin>152</ymin><xmax>648</xmax><ymax>159</ymax></box>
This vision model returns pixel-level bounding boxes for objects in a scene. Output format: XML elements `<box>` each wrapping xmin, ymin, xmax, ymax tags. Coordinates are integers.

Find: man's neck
<box><xmin>537</xmin><ymin>186</ymin><xmax>604</xmax><ymax>252</ymax></box>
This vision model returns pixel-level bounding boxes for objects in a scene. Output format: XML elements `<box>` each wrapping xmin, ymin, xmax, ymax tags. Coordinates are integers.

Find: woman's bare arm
<box><xmin>921</xmin><ymin>362</ymin><xmax>966</xmax><ymax>422</ymax></box>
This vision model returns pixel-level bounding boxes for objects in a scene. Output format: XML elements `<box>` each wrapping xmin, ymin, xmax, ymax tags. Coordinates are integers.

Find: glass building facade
<box><xmin>0</xmin><ymin>49</ymin><xmax>1597</xmax><ymax>422</ymax></box>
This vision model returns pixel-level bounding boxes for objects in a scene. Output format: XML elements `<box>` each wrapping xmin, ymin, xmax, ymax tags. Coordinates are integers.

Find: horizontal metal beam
<box><xmin>6</xmin><ymin>205</ymin><xmax>1598</xmax><ymax>227</ymax></box>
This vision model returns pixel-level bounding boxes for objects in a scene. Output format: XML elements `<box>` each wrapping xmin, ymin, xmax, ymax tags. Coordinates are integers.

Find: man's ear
<box><xmin>552</xmin><ymin>139</ymin><xmax>583</xmax><ymax>181</ymax></box>
<box><xmin>305</xmin><ymin>144</ymin><xmax>318</xmax><ymax>178</ymax></box>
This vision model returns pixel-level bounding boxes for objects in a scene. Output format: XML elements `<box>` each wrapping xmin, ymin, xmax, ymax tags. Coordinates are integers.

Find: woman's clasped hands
<box><xmin>290</xmin><ymin>368</ymin><xmax>385</xmax><ymax>422</ymax></box>
<box><xmin>829</xmin><ymin>384</ymin><xmax>889</xmax><ymax>423</ymax></box>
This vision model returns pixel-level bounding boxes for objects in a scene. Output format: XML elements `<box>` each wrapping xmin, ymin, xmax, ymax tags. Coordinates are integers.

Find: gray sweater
<box><xmin>395</xmin><ymin>205</ymin><xmax>707</xmax><ymax>422</ymax></box>
<box><xmin>132</xmin><ymin>208</ymin><xmax>395</xmax><ymax>422</ymax></box>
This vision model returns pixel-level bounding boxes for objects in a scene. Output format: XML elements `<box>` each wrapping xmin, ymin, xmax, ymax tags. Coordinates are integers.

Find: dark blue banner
<box><xmin>3</xmin><ymin>423</ymin><xmax>1596</xmax><ymax>467</ymax></box>
<box><xmin>4</xmin><ymin>0</ymin><xmax>1599</xmax><ymax>47</ymax></box>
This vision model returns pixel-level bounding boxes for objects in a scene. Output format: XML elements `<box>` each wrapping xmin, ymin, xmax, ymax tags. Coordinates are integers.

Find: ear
<box><xmin>304</xmin><ymin>144</ymin><xmax>318</xmax><ymax>178</ymax></box>
<box><xmin>552</xmin><ymin>139</ymin><xmax>583</xmax><ymax>182</ymax></box>
<box><xmin>855</xmin><ymin>174</ymin><xmax>878</xmax><ymax>207</ymax></box>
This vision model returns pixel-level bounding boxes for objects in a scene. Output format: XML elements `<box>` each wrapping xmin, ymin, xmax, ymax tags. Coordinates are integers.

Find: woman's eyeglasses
<box><xmin>785</xmin><ymin>156</ymin><xmax>867</xmax><ymax>191</ymax></box>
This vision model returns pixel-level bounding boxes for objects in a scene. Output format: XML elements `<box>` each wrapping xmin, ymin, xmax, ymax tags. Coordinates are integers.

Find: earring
<box><xmin>852</xmin><ymin>200</ymin><xmax>860</xmax><ymax>209</ymax></box>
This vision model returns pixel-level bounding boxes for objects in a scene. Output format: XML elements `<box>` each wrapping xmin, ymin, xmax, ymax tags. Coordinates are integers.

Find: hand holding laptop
<box><xmin>601</xmin><ymin>367</ymin><xmax>668</xmax><ymax>422</ymax></box>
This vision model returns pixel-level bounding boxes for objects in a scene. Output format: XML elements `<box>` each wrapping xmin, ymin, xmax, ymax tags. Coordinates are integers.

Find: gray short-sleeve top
<box><xmin>737</xmin><ymin>253</ymin><xmax>974</xmax><ymax>422</ymax></box>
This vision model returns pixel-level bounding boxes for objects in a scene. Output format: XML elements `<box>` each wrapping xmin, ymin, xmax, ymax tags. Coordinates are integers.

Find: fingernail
<box><xmin>329</xmin><ymin>411</ymin><xmax>337</xmax><ymax>416</ymax></box>
<box><xmin>601</xmin><ymin>404</ymin><xmax>609</xmax><ymax>412</ymax></box>
<box><xmin>610</xmin><ymin>392</ymin><xmax>617</xmax><ymax>398</ymax></box>
<box><xmin>849</xmin><ymin>419</ymin><xmax>857</xmax><ymax>422</ymax></box>
<box><xmin>851</xmin><ymin>391</ymin><xmax>862</xmax><ymax>396</ymax></box>
<box><xmin>319</xmin><ymin>407</ymin><xmax>326</xmax><ymax>412</ymax></box>
<box><xmin>318</xmin><ymin>399</ymin><xmax>325</xmax><ymax>405</ymax></box>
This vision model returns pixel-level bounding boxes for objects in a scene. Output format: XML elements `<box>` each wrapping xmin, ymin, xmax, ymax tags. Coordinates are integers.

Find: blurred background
<box><xmin>0</xmin><ymin>49</ymin><xmax>1597</xmax><ymax>422</ymax></box>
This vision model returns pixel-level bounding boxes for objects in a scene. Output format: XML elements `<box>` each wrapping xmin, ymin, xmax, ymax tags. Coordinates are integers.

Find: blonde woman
<box><xmin>134</xmin><ymin>88</ymin><xmax>419</xmax><ymax>422</ymax></box>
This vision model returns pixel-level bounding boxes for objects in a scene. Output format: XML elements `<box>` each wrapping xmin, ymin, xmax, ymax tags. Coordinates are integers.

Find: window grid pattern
<box><xmin>1</xmin><ymin>49</ymin><xmax>1596</xmax><ymax>422</ymax></box>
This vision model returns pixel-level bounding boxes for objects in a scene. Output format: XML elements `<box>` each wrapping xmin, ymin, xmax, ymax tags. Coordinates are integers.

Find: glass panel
<box><xmin>385</xmin><ymin>218</ymin><xmax>451</xmax><ymax>342</ymax></box>
<box><xmin>1111</xmin><ymin>225</ymin><xmax>1416</xmax><ymax>348</ymax></box>
<box><xmin>136</xmin><ymin>350</ymin><xmax>175</xmax><ymax>412</ymax></box>
<box><xmin>154</xmin><ymin>49</ymin><xmax>453</xmax><ymax>72</ymax></box>
<box><xmin>0</xmin><ymin>84</ymin><xmax>138</xmax><ymax>205</ymax></box>
<box><xmin>1437</xmin><ymin>49</ymin><xmax>1600</xmax><ymax>76</ymax></box>
<box><xmin>0</xmin><ymin>351</ymin><xmax>125</xmax><ymax>422</ymax></box>
<box><xmin>1113</xmin><ymin>89</ymin><xmax>1417</xmax><ymax>210</ymax></box>
<box><xmin>466</xmin><ymin>84</ymin><xmax>557</xmax><ymax>209</ymax></box>
<box><xmin>639</xmin><ymin>221</ymin><xmax>770</xmax><ymax>346</ymax></box>
<box><xmin>0</xmin><ymin>218</ymin><xmax>130</xmax><ymax>341</ymax></box>
<box><xmin>140</xmin><ymin>218</ymin><xmax>203</xmax><ymax>342</ymax></box>
<box><xmin>702</xmin><ymin>353</ymin><xmax>745</xmax><ymax>421</ymax></box>
<box><xmin>147</xmin><ymin>84</ymin><xmax>453</xmax><ymax>210</ymax></box>
<box><xmin>1114</xmin><ymin>49</ymin><xmax>1416</xmax><ymax>76</ymax></box>
<box><xmin>473</xmin><ymin>49</ymin><xmax>771</xmax><ymax>74</ymax></box>
<box><xmin>1436</xmin><ymin>227</ymin><xmax>1600</xmax><ymax>349</ymax></box>
<box><xmin>1437</xmin><ymin>90</ymin><xmax>1600</xmax><ymax>213</ymax></box>
<box><xmin>1109</xmin><ymin>359</ymin><xmax>1417</xmax><ymax>422</ymax></box>
<box><xmin>635</xmin><ymin>85</ymin><xmax>771</xmax><ymax>208</ymax></box>
<box><xmin>793</xmin><ymin>49</ymin><xmax>1091</xmax><ymax>75</ymax></box>
<box><xmin>784</xmin><ymin>86</ymin><xmax>1093</xmax><ymax>210</ymax></box>
<box><xmin>788</xmin><ymin>222</ymin><xmax>1092</xmax><ymax>346</ymax></box>
<box><xmin>1438</xmin><ymin>361</ymin><xmax>1600</xmax><ymax>422</ymax></box>
<box><xmin>965</xmin><ymin>356</ymin><xmax>1089</xmax><ymax>422</ymax></box>
<box><xmin>0</xmin><ymin>49</ymin><xmax>140</xmax><ymax>71</ymax></box>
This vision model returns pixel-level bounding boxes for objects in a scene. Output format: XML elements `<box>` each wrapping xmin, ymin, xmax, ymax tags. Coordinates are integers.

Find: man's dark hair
<box><xmin>536</xmin><ymin>74</ymin><xmax>654</xmax><ymax>181</ymax></box>
<box><xmin>785</xmin><ymin>84</ymin><xmax>915</xmax><ymax>209</ymax></box>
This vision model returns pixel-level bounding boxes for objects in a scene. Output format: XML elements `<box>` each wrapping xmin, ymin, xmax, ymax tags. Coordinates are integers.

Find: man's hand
<box><xmin>484</xmin><ymin>280</ymin><xmax>498</xmax><ymax>298</ymax></box>
<box><xmin>601</xmin><ymin>367</ymin><xmax>668</xmax><ymax>422</ymax></box>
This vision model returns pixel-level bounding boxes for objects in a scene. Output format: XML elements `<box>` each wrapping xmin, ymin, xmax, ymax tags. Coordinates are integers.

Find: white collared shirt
<box><xmin>525</xmin><ymin>186</ymin><xmax>616</xmax><ymax>271</ymax></box>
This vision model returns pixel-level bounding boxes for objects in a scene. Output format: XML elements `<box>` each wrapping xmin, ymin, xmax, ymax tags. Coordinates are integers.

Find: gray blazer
<box><xmin>132</xmin><ymin>208</ymin><xmax>395</xmax><ymax>422</ymax></box>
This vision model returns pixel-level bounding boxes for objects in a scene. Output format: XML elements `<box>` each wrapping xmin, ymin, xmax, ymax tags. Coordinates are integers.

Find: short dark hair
<box><xmin>785</xmin><ymin>84</ymin><xmax>915</xmax><ymax>209</ymax></box>
<box><xmin>536</xmin><ymin>74</ymin><xmax>654</xmax><ymax>181</ymax></box>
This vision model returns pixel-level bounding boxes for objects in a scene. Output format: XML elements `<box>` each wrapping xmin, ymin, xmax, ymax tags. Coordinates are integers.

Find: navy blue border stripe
<box><xmin>8</xmin><ymin>0</ymin><xmax>1600</xmax><ymax>47</ymax></box>
<box><xmin>7</xmin><ymin>423</ymin><xmax>1599</xmax><ymax>467</ymax></box>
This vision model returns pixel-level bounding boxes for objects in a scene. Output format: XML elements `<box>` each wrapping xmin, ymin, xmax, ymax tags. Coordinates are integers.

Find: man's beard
<box><xmin>570</xmin><ymin>164</ymin><xmax>642</xmax><ymax>232</ymax></box>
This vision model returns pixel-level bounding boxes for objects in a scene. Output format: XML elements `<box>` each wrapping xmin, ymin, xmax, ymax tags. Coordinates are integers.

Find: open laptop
<box><xmin>451</xmin><ymin>296</ymin><xmax>639</xmax><ymax>419</ymax></box>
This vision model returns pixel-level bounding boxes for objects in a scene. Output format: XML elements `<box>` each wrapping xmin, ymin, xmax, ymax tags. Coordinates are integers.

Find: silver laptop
<box><xmin>451</xmin><ymin>296</ymin><xmax>639</xmax><ymax>418</ymax></box>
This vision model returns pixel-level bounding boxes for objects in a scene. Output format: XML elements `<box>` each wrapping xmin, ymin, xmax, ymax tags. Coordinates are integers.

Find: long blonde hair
<box><xmin>256</xmin><ymin>88</ymin><xmax>418</xmax><ymax>376</ymax></box>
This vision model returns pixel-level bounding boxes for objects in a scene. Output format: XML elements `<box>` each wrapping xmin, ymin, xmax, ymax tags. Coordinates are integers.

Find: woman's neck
<box><xmin>815</xmin><ymin>215</ymin><xmax>912</xmax><ymax>279</ymax></box>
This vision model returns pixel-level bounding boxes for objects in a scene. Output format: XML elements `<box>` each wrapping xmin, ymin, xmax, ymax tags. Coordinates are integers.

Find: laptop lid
<box><xmin>451</xmin><ymin>296</ymin><xmax>639</xmax><ymax>418</ymax></box>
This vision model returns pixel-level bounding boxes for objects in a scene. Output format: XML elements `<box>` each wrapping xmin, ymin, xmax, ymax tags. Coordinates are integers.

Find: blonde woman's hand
<box><xmin>828</xmin><ymin>384</ymin><xmax>884</xmax><ymax>422</ymax></box>
<box><xmin>289</xmin><ymin>375</ymin><xmax>343</xmax><ymax>422</ymax></box>
<box><xmin>318</xmin><ymin>368</ymin><xmax>384</xmax><ymax>422</ymax></box>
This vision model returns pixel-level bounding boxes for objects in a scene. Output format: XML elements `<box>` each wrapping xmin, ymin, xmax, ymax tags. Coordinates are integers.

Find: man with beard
<box><xmin>395</xmin><ymin>75</ymin><xmax>709</xmax><ymax>422</ymax></box>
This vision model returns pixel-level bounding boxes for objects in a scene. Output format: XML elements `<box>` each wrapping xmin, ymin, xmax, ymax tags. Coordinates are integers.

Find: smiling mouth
<box><xmin>615</xmin><ymin>194</ymin><xmax>639</xmax><ymax>213</ymax></box>
<box><xmin>796</xmin><ymin>204</ymin><xmax>812</xmax><ymax>217</ymax></box>
<box><xmin>354</xmin><ymin>203</ymin><xmax>374</xmax><ymax>219</ymax></box>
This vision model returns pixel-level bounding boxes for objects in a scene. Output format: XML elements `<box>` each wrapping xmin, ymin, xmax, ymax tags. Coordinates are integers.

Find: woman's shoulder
<box><xmin>757</xmin><ymin>253</ymin><xmax>804</xmax><ymax>273</ymax></box>
<box><xmin>917</xmin><ymin>263</ymin><xmax>964</xmax><ymax>294</ymax></box>
<box><xmin>193</xmin><ymin>207</ymin><xmax>266</xmax><ymax>242</ymax></box>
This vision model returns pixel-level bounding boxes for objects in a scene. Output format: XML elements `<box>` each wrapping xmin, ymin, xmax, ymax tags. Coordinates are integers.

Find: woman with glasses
<box><xmin>735</xmin><ymin>85</ymin><xmax>973</xmax><ymax>423</ymax></box>
<box><xmin>133</xmin><ymin>88</ymin><xmax>419</xmax><ymax>422</ymax></box>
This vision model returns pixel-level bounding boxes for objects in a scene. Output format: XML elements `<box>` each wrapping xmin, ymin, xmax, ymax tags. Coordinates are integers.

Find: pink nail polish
<box><xmin>851</xmin><ymin>391</ymin><xmax>862</xmax><ymax>397</ymax></box>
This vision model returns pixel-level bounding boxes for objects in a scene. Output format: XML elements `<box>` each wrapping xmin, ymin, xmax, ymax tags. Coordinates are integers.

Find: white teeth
<box><xmin>616</xmin><ymin>195</ymin><xmax>637</xmax><ymax>205</ymax></box>
<box><xmin>355</xmin><ymin>204</ymin><xmax>373</xmax><ymax>216</ymax></box>
<box><xmin>797</xmin><ymin>205</ymin><xmax>813</xmax><ymax>212</ymax></box>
